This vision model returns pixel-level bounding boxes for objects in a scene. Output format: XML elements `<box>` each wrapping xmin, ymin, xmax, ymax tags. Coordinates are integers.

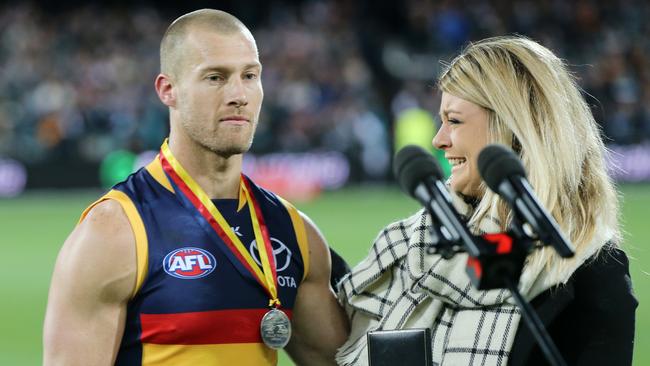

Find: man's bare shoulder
<box><xmin>44</xmin><ymin>198</ymin><xmax>136</xmax><ymax>364</ymax></box>
<box><xmin>56</xmin><ymin>198</ymin><xmax>137</xmax><ymax>301</ymax></box>
<box><xmin>81</xmin><ymin>198</ymin><xmax>132</xmax><ymax>240</ymax></box>
<box><xmin>298</xmin><ymin>212</ymin><xmax>331</xmax><ymax>280</ymax></box>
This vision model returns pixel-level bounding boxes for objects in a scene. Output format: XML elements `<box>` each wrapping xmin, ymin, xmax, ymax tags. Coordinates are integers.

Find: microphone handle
<box><xmin>510</xmin><ymin>177</ymin><xmax>575</xmax><ymax>258</ymax></box>
<box><xmin>420</xmin><ymin>177</ymin><xmax>482</xmax><ymax>257</ymax></box>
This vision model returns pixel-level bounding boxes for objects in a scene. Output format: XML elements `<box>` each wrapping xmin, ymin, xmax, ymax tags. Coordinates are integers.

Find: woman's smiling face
<box><xmin>433</xmin><ymin>92</ymin><xmax>490</xmax><ymax>198</ymax></box>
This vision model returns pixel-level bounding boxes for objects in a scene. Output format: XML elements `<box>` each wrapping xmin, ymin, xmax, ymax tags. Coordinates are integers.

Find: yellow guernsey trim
<box><xmin>78</xmin><ymin>190</ymin><xmax>149</xmax><ymax>299</ymax></box>
<box><xmin>142</xmin><ymin>343</ymin><xmax>276</xmax><ymax>366</ymax></box>
<box><xmin>237</xmin><ymin>186</ymin><xmax>247</xmax><ymax>212</ymax></box>
<box><xmin>277</xmin><ymin>196</ymin><xmax>310</xmax><ymax>282</ymax></box>
<box><xmin>144</xmin><ymin>155</ymin><xmax>248</xmax><ymax>211</ymax></box>
<box><xmin>146</xmin><ymin>156</ymin><xmax>174</xmax><ymax>193</ymax></box>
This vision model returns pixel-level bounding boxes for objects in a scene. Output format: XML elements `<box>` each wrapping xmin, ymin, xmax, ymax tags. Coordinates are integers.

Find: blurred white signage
<box><xmin>0</xmin><ymin>158</ymin><xmax>27</xmax><ymax>197</ymax></box>
<box><xmin>243</xmin><ymin>152</ymin><xmax>350</xmax><ymax>201</ymax></box>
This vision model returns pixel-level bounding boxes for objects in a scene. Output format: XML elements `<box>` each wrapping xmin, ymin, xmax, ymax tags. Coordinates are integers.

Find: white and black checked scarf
<box><xmin>336</xmin><ymin>194</ymin><xmax>613</xmax><ymax>366</ymax></box>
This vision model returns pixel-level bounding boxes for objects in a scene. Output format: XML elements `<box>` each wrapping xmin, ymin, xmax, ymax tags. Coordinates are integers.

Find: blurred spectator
<box><xmin>0</xmin><ymin>1</ymin><xmax>388</xmax><ymax>182</ymax></box>
<box><xmin>376</xmin><ymin>0</ymin><xmax>650</xmax><ymax>147</ymax></box>
<box><xmin>1</xmin><ymin>0</ymin><xmax>650</xmax><ymax>185</ymax></box>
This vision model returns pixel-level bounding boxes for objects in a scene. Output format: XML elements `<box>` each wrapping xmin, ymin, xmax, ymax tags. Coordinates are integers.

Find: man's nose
<box><xmin>225</xmin><ymin>77</ymin><xmax>248</xmax><ymax>107</ymax></box>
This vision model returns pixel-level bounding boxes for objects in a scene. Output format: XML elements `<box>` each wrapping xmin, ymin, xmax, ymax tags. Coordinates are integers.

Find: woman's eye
<box><xmin>448</xmin><ymin>118</ymin><xmax>461</xmax><ymax>125</ymax></box>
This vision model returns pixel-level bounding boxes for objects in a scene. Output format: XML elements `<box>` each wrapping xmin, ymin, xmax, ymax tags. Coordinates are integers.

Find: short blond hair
<box><xmin>160</xmin><ymin>9</ymin><xmax>254</xmax><ymax>78</ymax></box>
<box><xmin>439</xmin><ymin>36</ymin><xmax>619</xmax><ymax>278</ymax></box>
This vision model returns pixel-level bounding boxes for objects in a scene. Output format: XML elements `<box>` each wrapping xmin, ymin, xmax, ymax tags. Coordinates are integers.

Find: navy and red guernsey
<box><xmin>79</xmin><ymin>157</ymin><xmax>310</xmax><ymax>365</ymax></box>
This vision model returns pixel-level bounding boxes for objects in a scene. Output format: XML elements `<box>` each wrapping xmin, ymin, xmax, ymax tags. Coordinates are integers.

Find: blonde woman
<box><xmin>337</xmin><ymin>36</ymin><xmax>637</xmax><ymax>366</ymax></box>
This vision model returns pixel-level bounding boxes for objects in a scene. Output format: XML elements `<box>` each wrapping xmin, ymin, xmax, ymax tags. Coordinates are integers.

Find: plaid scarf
<box><xmin>336</xmin><ymin>194</ymin><xmax>612</xmax><ymax>366</ymax></box>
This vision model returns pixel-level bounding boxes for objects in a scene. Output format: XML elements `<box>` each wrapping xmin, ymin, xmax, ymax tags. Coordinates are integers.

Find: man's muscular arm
<box><xmin>285</xmin><ymin>213</ymin><xmax>350</xmax><ymax>366</ymax></box>
<box><xmin>43</xmin><ymin>200</ymin><xmax>136</xmax><ymax>366</ymax></box>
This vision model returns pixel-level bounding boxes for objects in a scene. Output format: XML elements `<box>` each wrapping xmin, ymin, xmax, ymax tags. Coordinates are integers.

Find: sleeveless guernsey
<box><xmin>80</xmin><ymin>157</ymin><xmax>310</xmax><ymax>365</ymax></box>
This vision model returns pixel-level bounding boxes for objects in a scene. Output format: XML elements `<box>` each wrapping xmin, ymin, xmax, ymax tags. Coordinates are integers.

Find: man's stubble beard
<box><xmin>180</xmin><ymin>117</ymin><xmax>257</xmax><ymax>159</ymax></box>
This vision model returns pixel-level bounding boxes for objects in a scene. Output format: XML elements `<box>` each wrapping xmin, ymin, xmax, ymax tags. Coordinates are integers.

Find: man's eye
<box><xmin>207</xmin><ymin>75</ymin><xmax>224</xmax><ymax>82</ymax></box>
<box><xmin>245</xmin><ymin>73</ymin><xmax>258</xmax><ymax>80</ymax></box>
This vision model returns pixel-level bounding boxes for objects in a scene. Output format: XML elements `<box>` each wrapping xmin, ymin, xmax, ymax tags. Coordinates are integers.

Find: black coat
<box><xmin>509</xmin><ymin>247</ymin><xmax>638</xmax><ymax>366</ymax></box>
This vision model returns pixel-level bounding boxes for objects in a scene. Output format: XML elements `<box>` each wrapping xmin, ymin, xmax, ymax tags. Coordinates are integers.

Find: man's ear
<box><xmin>155</xmin><ymin>73</ymin><xmax>176</xmax><ymax>107</ymax></box>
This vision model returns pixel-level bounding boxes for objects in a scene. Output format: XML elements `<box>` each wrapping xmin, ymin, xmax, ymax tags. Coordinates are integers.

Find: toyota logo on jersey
<box><xmin>163</xmin><ymin>247</ymin><xmax>217</xmax><ymax>279</ymax></box>
<box><xmin>249</xmin><ymin>238</ymin><xmax>292</xmax><ymax>272</ymax></box>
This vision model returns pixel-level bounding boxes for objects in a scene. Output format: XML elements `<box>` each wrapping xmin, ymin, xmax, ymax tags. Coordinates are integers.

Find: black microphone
<box><xmin>477</xmin><ymin>144</ymin><xmax>574</xmax><ymax>258</ymax></box>
<box><xmin>393</xmin><ymin>145</ymin><xmax>481</xmax><ymax>257</ymax></box>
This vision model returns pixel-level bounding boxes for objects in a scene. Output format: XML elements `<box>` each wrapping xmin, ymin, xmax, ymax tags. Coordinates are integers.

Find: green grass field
<box><xmin>1</xmin><ymin>186</ymin><xmax>647</xmax><ymax>365</ymax></box>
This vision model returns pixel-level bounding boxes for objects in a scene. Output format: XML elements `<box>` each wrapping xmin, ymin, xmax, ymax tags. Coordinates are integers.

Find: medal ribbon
<box><xmin>159</xmin><ymin>140</ymin><xmax>280</xmax><ymax>308</ymax></box>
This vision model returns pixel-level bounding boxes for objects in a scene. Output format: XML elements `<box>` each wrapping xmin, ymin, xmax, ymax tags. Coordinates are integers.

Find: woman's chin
<box><xmin>450</xmin><ymin>180</ymin><xmax>481</xmax><ymax>200</ymax></box>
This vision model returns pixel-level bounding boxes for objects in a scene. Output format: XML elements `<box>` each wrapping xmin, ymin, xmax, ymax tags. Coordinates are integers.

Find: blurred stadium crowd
<box><xmin>1</xmin><ymin>0</ymin><xmax>650</xmax><ymax>185</ymax></box>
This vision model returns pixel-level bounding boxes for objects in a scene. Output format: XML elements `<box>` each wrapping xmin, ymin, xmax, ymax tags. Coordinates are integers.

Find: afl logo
<box><xmin>163</xmin><ymin>247</ymin><xmax>217</xmax><ymax>279</ymax></box>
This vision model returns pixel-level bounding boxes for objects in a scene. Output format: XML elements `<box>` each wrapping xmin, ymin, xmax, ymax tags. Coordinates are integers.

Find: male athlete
<box><xmin>44</xmin><ymin>9</ymin><xmax>349</xmax><ymax>365</ymax></box>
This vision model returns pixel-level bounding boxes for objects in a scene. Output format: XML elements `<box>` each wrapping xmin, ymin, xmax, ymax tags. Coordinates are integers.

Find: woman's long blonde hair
<box><xmin>438</xmin><ymin>36</ymin><xmax>619</xmax><ymax>276</ymax></box>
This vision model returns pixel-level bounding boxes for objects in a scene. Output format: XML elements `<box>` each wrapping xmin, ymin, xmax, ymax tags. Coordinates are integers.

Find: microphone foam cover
<box><xmin>477</xmin><ymin>144</ymin><xmax>527</xmax><ymax>192</ymax></box>
<box><xmin>393</xmin><ymin>145</ymin><xmax>443</xmax><ymax>197</ymax></box>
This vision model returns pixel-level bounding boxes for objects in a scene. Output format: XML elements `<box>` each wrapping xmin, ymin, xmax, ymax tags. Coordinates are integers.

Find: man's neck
<box><xmin>167</xmin><ymin>137</ymin><xmax>243</xmax><ymax>200</ymax></box>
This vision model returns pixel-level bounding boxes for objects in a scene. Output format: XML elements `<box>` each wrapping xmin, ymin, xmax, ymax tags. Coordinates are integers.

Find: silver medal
<box><xmin>260</xmin><ymin>308</ymin><xmax>292</xmax><ymax>349</ymax></box>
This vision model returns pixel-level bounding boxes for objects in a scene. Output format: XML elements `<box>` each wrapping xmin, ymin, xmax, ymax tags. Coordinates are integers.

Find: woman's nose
<box><xmin>432</xmin><ymin>122</ymin><xmax>450</xmax><ymax>150</ymax></box>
